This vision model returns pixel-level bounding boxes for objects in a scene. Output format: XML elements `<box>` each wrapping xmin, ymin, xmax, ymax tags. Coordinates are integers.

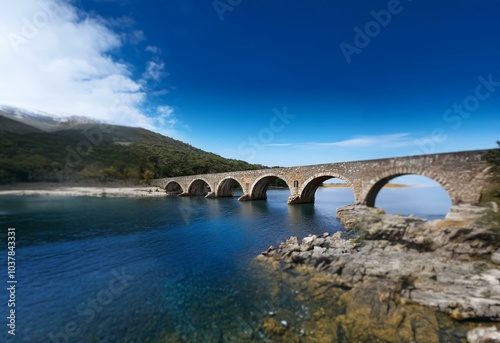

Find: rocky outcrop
<box><xmin>251</xmin><ymin>257</ymin><xmax>445</xmax><ymax>343</ymax></box>
<box><xmin>262</xmin><ymin>231</ymin><xmax>357</xmax><ymax>270</ymax></box>
<box><xmin>467</xmin><ymin>326</ymin><xmax>500</xmax><ymax>343</ymax></box>
<box><xmin>493</xmin><ymin>250</ymin><xmax>500</xmax><ymax>265</ymax></box>
<box><xmin>336</xmin><ymin>204</ymin><xmax>498</xmax><ymax>260</ymax></box>
<box><xmin>258</xmin><ymin>204</ymin><xmax>500</xmax><ymax>341</ymax></box>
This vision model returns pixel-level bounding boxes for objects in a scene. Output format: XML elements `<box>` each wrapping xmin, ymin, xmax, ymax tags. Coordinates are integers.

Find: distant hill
<box><xmin>0</xmin><ymin>115</ymin><xmax>43</xmax><ymax>135</ymax></box>
<box><xmin>0</xmin><ymin>109</ymin><xmax>264</xmax><ymax>184</ymax></box>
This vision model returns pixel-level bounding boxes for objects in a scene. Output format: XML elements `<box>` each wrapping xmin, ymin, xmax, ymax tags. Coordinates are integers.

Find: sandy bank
<box><xmin>320</xmin><ymin>183</ymin><xmax>426</xmax><ymax>188</ymax></box>
<box><xmin>0</xmin><ymin>186</ymin><xmax>167</xmax><ymax>197</ymax></box>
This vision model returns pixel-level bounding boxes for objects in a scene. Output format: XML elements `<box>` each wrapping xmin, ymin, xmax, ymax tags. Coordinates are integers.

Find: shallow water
<box><xmin>0</xmin><ymin>187</ymin><xmax>451</xmax><ymax>342</ymax></box>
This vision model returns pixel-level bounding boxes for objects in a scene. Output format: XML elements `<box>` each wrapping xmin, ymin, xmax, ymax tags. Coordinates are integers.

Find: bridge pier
<box><xmin>238</xmin><ymin>194</ymin><xmax>267</xmax><ymax>201</ymax></box>
<box><xmin>287</xmin><ymin>195</ymin><xmax>314</xmax><ymax>205</ymax></box>
<box><xmin>238</xmin><ymin>194</ymin><xmax>250</xmax><ymax>201</ymax></box>
<box><xmin>166</xmin><ymin>191</ymin><xmax>182</xmax><ymax>196</ymax></box>
<box><xmin>205</xmin><ymin>192</ymin><xmax>216</xmax><ymax>199</ymax></box>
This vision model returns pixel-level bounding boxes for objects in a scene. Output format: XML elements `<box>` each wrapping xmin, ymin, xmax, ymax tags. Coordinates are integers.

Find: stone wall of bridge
<box><xmin>151</xmin><ymin>150</ymin><xmax>493</xmax><ymax>206</ymax></box>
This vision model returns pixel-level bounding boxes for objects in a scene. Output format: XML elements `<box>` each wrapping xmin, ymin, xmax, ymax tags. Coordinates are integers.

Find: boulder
<box><xmin>467</xmin><ymin>326</ymin><xmax>500</xmax><ymax>343</ymax></box>
<box><xmin>492</xmin><ymin>250</ymin><xmax>500</xmax><ymax>265</ymax></box>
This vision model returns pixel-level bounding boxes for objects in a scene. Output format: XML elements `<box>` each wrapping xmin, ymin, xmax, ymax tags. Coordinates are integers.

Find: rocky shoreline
<box><xmin>257</xmin><ymin>204</ymin><xmax>500</xmax><ymax>342</ymax></box>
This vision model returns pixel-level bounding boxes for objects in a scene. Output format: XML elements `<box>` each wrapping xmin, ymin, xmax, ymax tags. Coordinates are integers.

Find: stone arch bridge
<box><xmin>151</xmin><ymin>150</ymin><xmax>492</xmax><ymax>206</ymax></box>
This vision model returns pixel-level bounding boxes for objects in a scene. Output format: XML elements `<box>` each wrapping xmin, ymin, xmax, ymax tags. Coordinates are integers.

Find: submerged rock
<box><xmin>337</xmin><ymin>279</ymin><xmax>441</xmax><ymax>343</ymax></box>
<box><xmin>261</xmin><ymin>317</ymin><xmax>287</xmax><ymax>336</ymax></box>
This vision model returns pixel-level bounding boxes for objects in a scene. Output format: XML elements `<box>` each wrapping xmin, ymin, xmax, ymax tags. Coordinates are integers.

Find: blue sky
<box><xmin>0</xmin><ymin>0</ymin><xmax>499</xmax><ymax>167</ymax></box>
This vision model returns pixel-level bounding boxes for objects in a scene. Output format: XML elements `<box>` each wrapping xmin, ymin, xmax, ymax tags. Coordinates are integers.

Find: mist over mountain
<box><xmin>0</xmin><ymin>106</ymin><xmax>103</xmax><ymax>132</ymax></box>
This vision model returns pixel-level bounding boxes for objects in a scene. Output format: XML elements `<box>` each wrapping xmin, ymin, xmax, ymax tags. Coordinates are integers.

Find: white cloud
<box><xmin>145</xmin><ymin>45</ymin><xmax>161</xmax><ymax>54</ymax></box>
<box><xmin>142</xmin><ymin>60</ymin><xmax>166</xmax><ymax>82</ymax></box>
<box><xmin>263</xmin><ymin>143</ymin><xmax>293</xmax><ymax>147</ymax></box>
<box><xmin>0</xmin><ymin>0</ymin><xmax>178</xmax><ymax>134</ymax></box>
<box><xmin>263</xmin><ymin>133</ymin><xmax>436</xmax><ymax>150</ymax></box>
<box><xmin>308</xmin><ymin>133</ymin><xmax>413</xmax><ymax>148</ymax></box>
<box><xmin>129</xmin><ymin>29</ymin><xmax>145</xmax><ymax>44</ymax></box>
<box><xmin>155</xmin><ymin>105</ymin><xmax>177</xmax><ymax>127</ymax></box>
<box><xmin>152</xmin><ymin>89</ymin><xmax>170</xmax><ymax>96</ymax></box>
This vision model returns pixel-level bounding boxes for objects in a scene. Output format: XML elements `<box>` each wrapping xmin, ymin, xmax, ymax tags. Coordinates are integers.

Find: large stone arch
<box><xmin>187</xmin><ymin>178</ymin><xmax>214</xmax><ymax>196</ymax></box>
<box><xmin>363</xmin><ymin>168</ymin><xmax>454</xmax><ymax>207</ymax></box>
<box><xmin>165</xmin><ymin>181</ymin><xmax>183</xmax><ymax>194</ymax></box>
<box><xmin>248</xmin><ymin>174</ymin><xmax>293</xmax><ymax>201</ymax></box>
<box><xmin>216</xmin><ymin>176</ymin><xmax>245</xmax><ymax>197</ymax></box>
<box><xmin>299</xmin><ymin>172</ymin><xmax>357</xmax><ymax>203</ymax></box>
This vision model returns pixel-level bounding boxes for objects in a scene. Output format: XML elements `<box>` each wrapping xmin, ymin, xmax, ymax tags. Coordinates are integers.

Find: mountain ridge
<box><xmin>0</xmin><ymin>108</ymin><xmax>264</xmax><ymax>184</ymax></box>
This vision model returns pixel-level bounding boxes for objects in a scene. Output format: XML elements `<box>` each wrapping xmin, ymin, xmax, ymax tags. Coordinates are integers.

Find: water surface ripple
<box><xmin>0</xmin><ymin>187</ymin><xmax>450</xmax><ymax>342</ymax></box>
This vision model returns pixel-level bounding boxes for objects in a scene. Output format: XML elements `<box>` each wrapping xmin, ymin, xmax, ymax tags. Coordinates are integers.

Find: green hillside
<box><xmin>0</xmin><ymin>115</ymin><xmax>264</xmax><ymax>184</ymax></box>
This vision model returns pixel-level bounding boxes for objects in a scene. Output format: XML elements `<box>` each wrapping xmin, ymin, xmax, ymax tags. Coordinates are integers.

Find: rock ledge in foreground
<box><xmin>260</xmin><ymin>204</ymin><xmax>500</xmax><ymax>322</ymax></box>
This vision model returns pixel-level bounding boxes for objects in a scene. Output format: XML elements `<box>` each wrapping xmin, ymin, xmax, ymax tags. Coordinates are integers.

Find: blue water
<box><xmin>0</xmin><ymin>187</ymin><xmax>450</xmax><ymax>342</ymax></box>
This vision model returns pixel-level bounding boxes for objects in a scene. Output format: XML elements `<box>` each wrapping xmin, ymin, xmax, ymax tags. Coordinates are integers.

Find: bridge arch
<box><xmin>299</xmin><ymin>173</ymin><xmax>355</xmax><ymax>203</ymax></box>
<box><xmin>249</xmin><ymin>174</ymin><xmax>293</xmax><ymax>200</ymax></box>
<box><xmin>364</xmin><ymin>168</ymin><xmax>454</xmax><ymax>207</ymax></box>
<box><xmin>216</xmin><ymin>177</ymin><xmax>245</xmax><ymax>197</ymax></box>
<box><xmin>187</xmin><ymin>178</ymin><xmax>214</xmax><ymax>196</ymax></box>
<box><xmin>165</xmin><ymin>181</ymin><xmax>183</xmax><ymax>194</ymax></box>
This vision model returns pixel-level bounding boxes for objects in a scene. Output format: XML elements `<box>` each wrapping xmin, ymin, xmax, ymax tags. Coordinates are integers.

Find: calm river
<box><xmin>0</xmin><ymin>186</ymin><xmax>451</xmax><ymax>342</ymax></box>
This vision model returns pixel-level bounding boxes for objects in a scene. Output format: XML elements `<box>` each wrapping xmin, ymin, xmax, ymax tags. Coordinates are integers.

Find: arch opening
<box><xmin>217</xmin><ymin>178</ymin><xmax>243</xmax><ymax>198</ymax></box>
<box><xmin>368</xmin><ymin>174</ymin><xmax>452</xmax><ymax>219</ymax></box>
<box><xmin>251</xmin><ymin>175</ymin><xmax>290</xmax><ymax>200</ymax></box>
<box><xmin>188</xmin><ymin>179</ymin><xmax>212</xmax><ymax>196</ymax></box>
<box><xmin>301</xmin><ymin>175</ymin><xmax>354</xmax><ymax>204</ymax></box>
<box><xmin>165</xmin><ymin>181</ymin><xmax>183</xmax><ymax>195</ymax></box>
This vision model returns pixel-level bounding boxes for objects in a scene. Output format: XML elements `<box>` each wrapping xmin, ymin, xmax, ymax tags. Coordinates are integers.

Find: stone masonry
<box><xmin>151</xmin><ymin>150</ymin><xmax>493</xmax><ymax>206</ymax></box>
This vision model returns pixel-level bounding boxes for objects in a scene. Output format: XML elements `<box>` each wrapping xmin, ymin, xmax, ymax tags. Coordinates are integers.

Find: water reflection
<box><xmin>239</xmin><ymin>198</ymin><xmax>272</xmax><ymax>219</ymax></box>
<box><xmin>288</xmin><ymin>203</ymin><xmax>316</xmax><ymax>225</ymax></box>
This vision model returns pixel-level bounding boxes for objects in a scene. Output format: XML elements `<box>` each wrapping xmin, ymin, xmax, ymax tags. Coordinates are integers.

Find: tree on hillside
<box><xmin>143</xmin><ymin>170</ymin><xmax>155</xmax><ymax>185</ymax></box>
